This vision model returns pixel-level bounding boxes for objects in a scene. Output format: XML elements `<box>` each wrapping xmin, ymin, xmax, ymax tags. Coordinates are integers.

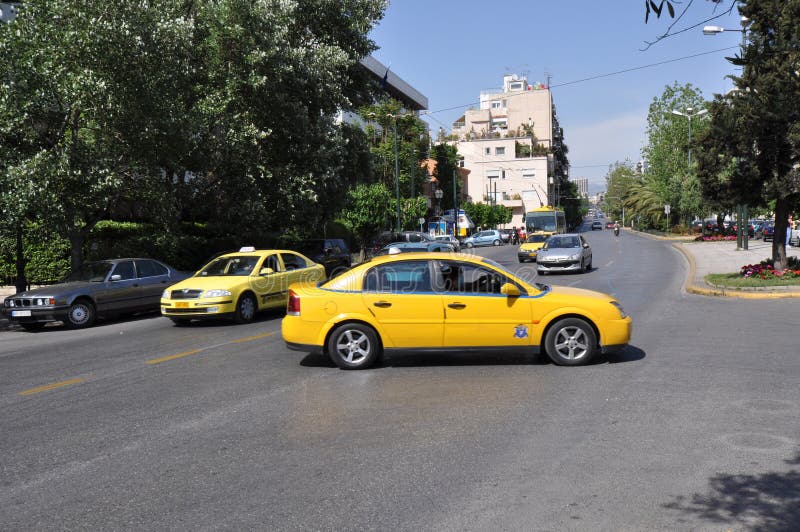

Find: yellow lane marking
<box><xmin>146</xmin><ymin>331</ymin><xmax>275</xmax><ymax>365</ymax></box>
<box><xmin>231</xmin><ymin>332</ymin><xmax>275</xmax><ymax>344</ymax></box>
<box><xmin>19</xmin><ymin>377</ymin><xmax>85</xmax><ymax>396</ymax></box>
<box><xmin>145</xmin><ymin>349</ymin><xmax>202</xmax><ymax>365</ymax></box>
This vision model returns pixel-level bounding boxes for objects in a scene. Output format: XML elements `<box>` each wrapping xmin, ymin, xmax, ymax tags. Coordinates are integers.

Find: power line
<box><xmin>424</xmin><ymin>47</ymin><xmax>738</xmax><ymax>116</ymax></box>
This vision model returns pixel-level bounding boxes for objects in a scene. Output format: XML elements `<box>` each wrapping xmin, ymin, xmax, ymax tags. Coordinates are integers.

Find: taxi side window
<box><xmin>263</xmin><ymin>255</ymin><xmax>280</xmax><ymax>272</ymax></box>
<box><xmin>363</xmin><ymin>261</ymin><xmax>431</xmax><ymax>293</ymax></box>
<box><xmin>280</xmin><ymin>253</ymin><xmax>307</xmax><ymax>271</ymax></box>
<box><xmin>434</xmin><ymin>262</ymin><xmax>507</xmax><ymax>294</ymax></box>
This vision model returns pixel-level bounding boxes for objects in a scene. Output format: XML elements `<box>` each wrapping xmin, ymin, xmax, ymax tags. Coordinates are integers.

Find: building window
<box><xmin>486</xmin><ymin>170</ymin><xmax>501</xmax><ymax>180</ymax></box>
<box><xmin>522</xmin><ymin>170</ymin><xmax>536</xmax><ymax>179</ymax></box>
<box><xmin>491</xmin><ymin>100</ymin><xmax>501</xmax><ymax>109</ymax></box>
<box><xmin>509</xmin><ymin>82</ymin><xmax>523</xmax><ymax>91</ymax></box>
<box><xmin>495</xmin><ymin>147</ymin><xmax>505</xmax><ymax>156</ymax></box>
<box><xmin>485</xmin><ymin>147</ymin><xmax>491</xmax><ymax>155</ymax></box>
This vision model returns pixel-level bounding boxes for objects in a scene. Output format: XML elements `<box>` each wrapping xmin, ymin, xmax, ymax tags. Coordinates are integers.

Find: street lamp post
<box><xmin>704</xmin><ymin>15</ymin><xmax>750</xmax><ymax>250</ymax></box>
<box><xmin>670</xmin><ymin>107</ymin><xmax>707</xmax><ymax>168</ymax></box>
<box><xmin>389</xmin><ymin>114</ymin><xmax>401</xmax><ymax>233</ymax></box>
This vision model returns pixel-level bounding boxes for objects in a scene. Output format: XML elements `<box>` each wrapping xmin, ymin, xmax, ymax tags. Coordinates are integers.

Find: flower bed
<box><xmin>740</xmin><ymin>257</ymin><xmax>800</xmax><ymax>279</ymax></box>
<box><xmin>695</xmin><ymin>235</ymin><xmax>736</xmax><ymax>241</ymax></box>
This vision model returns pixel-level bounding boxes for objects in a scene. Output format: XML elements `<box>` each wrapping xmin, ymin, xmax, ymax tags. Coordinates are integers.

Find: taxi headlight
<box><xmin>162</xmin><ymin>289</ymin><xmax>171</xmax><ymax>299</ymax></box>
<box><xmin>609</xmin><ymin>301</ymin><xmax>628</xmax><ymax>319</ymax></box>
<box><xmin>202</xmin><ymin>289</ymin><xmax>231</xmax><ymax>298</ymax></box>
<box><xmin>569</xmin><ymin>254</ymin><xmax>580</xmax><ymax>261</ymax></box>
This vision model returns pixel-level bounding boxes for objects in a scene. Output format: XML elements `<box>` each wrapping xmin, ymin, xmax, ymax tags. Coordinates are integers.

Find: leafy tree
<box><xmin>340</xmin><ymin>182</ymin><xmax>392</xmax><ymax>261</ymax></box>
<box><xmin>0</xmin><ymin>0</ymin><xmax>387</xmax><ymax>277</ymax></box>
<box><xmin>641</xmin><ymin>83</ymin><xmax>710</xmax><ymax>226</ymax></box>
<box><xmin>360</xmin><ymin>100</ymin><xmax>429</xmax><ymax>204</ymax></box>
<box><xmin>696</xmin><ymin>0</ymin><xmax>800</xmax><ymax>270</ymax></box>
<box><xmin>430</xmin><ymin>143</ymin><xmax>461</xmax><ymax>212</ymax></box>
<box><xmin>461</xmin><ymin>202</ymin><xmax>511</xmax><ymax>230</ymax></box>
<box><xmin>604</xmin><ymin>162</ymin><xmax>640</xmax><ymax>223</ymax></box>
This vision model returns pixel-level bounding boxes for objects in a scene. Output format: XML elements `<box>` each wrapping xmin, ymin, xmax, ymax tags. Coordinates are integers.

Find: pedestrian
<box><xmin>787</xmin><ymin>214</ymin><xmax>794</xmax><ymax>246</ymax></box>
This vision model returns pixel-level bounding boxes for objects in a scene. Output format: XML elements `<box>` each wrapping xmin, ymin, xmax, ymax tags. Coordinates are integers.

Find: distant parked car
<box><xmin>2</xmin><ymin>258</ymin><xmax>189</xmax><ymax>330</ymax></box>
<box><xmin>462</xmin><ymin>230</ymin><xmax>504</xmax><ymax>248</ymax></box>
<box><xmin>283</xmin><ymin>238</ymin><xmax>351</xmax><ymax>278</ymax></box>
<box><xmin>434</xmin><ymin>235</ymin><xmax>461</xmax><ymax>251</ymax></box>
<box><xmin>371</xmin><ymin>231</ymin><xmax>433</xmax><ymax>256</ymax></box>
<box><xmin>498</xmin><ymin>229</ymin><xmax>514</xmax><ymax>243</ymax></box>
<box><xmin>376</xmin><ymin>242</ymin><xmax>455</xmax><ymax>255</ymax></box>
<box><xmin>762</xmin><ymin>223</ymin><xmax>775</xmax><ymax>242</ymax></box>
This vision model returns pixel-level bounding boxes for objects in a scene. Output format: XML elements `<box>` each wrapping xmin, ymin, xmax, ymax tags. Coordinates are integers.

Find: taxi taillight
<box><xmin>287</xmin><ymin>290</ymin><xmax>301</xmax><ymax>316</ymax></box>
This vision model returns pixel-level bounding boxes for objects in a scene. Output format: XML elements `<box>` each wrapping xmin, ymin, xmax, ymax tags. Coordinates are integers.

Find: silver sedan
<box><xmin>536</xmin><ymin>234</ymin><xmax>593</xmax><ymax>275</ymax></box>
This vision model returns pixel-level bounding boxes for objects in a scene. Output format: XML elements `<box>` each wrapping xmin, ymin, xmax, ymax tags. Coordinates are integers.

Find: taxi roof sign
<box><xmin>239</xmin><ymin>246</ymin><xmax>256</xmax><ymax>252</ymax></box>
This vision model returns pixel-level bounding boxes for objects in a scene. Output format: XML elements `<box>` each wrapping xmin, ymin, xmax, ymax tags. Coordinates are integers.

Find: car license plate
<box><xmin>175</xmin><ymin>302</ymin><xmax>189</xmax><ymax>308</ymax></box>
<box><xmin>12</xmin><ymin>310</ymin><xmax>32</xmax><ymax>317</ymax></box>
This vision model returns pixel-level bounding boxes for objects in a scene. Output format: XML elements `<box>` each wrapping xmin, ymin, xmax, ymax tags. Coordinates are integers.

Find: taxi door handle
<box><xmin>373</xmin><ymin>301</ymin><xmax>392</xmax><ymax>308</ymax></box>
<box><xmin>447</xmin><ymin>303</ymin><xmax>466</xmax><ymax>309</ymax></box>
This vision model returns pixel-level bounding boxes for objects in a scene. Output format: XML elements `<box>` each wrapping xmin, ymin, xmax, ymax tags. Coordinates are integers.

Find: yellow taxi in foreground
<box><xmin>282</xmin><ymin>252</ymin><xmax>632</xmax><ymax>369</ymax></box>
<box><xmin>517</xmin><ymin>232</ymin><xmax>550</xmax><ymax>263</ymax></box>
<box><xmin>161</xmin><ymin>247</ymin><xmax>325</xmax><ymax>325</ymax></box>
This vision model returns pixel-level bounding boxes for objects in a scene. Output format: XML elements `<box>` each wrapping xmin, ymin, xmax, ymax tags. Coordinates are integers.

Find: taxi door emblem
<box><xmin>514</xmin><ymin>325</ymin><xmax>528</xmax><ymax>339</ymax></box>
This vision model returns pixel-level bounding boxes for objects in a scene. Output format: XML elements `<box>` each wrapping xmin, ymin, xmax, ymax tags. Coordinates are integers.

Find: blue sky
<box><xmin>369</xmin><ymin>1</ymin><xmax>744</xmax><ymax>193</ymax></box>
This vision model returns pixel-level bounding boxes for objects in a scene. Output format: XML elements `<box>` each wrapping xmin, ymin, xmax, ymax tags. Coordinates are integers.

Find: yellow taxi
<box><xmin>161</xmin><ymin>247</ymin><xmax>326</xmax><ymax>325</ymax></box>
<box><xmin>282</xmin><ymin>252</ymin><xmax>632</xmax><ymax>369</ymax></box>
<box><xmin>517</xmin><ymin>232</ymin><xmax>550</xmax><ymax>263</ymax></box>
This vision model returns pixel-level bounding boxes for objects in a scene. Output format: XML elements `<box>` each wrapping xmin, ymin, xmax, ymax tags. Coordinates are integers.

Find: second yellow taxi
<box><xmin>161</xmin><ymin>247</ymin><xmax>326</xmax><ymax>325</ymax></box>
<box><xmin>517</xmin><ymin>232</ymin><xmax>550</xmax><ymax>263</ymax></box>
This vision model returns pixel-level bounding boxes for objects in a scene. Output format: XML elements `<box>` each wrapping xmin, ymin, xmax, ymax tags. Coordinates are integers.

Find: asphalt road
<box><xmin>2</xmin><ymin>225</ymin><xmax>799</xmax><ymax>531</ymax></box>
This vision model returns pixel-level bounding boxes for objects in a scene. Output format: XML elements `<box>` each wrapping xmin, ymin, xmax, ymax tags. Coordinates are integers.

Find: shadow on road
<box><xmin>300</xmin><ymin>344</ymin><xmax>646</xmax><ymax>369</ymax></box>
<box><xmin>662</xmin><ymin>449</ymin><xmax>800</xmax><ymax>531</ymax></box>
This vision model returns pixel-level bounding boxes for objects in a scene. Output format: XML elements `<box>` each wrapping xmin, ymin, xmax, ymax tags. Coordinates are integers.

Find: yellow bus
<box><xmin>524</xmin><ymin>206</ymin><xmax>566</xmax><ymax>236</ymax></box>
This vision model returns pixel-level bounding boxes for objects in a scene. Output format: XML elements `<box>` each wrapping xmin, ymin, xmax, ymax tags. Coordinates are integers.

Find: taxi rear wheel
<box><xmin>327</xmin><ymin>323</ymin><xmax>381</xmax><ymax>370</ymax></box>
<box><xmin>233</xmin><ymin>293</ymin><xmax>257</xmax><ymax>324</ymax></box>
<box><xmin>544</xmin><ymin>318</ymin><xmax>597</xmax><ymax>366</ymax></box>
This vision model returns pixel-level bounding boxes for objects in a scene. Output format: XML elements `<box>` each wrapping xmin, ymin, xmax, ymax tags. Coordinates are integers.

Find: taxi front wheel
<box><xmin>233</xmin><ymin>293</ymin><xmax>257</xmax><ymax>324</ymax></box>
<box><xmin>327</xmin><ymin>323</ymin><xmax>381</xmax><ymax>370</ymax></box>
<box><xmin>544</xmin><ymin>318</ymin><xmax>597</xmax><ymax>366</ymax></box>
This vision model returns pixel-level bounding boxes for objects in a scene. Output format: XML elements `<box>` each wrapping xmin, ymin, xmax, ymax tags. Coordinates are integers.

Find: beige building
<box><xmin>451</xmin><ymin>74</ymin><xmax>557</xmax><ymax>227</ymax></box>
<box><xmin>572</xmin><ymin>177</ymin><xmax>589</xmax><ymax>198</ymax></box>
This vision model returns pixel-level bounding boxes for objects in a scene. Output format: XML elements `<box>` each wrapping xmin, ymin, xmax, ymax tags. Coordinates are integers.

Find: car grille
<box><xmin>170</xmin><ymin>289</ymin><xmax>203</xmax><ymax>299</ymax></box>
<box><xmin>539</xmin><ymin>259</ymin><xmax>579</xmax><ymax>267</ymax></box>
<box><xmin>165</xmin><ymin>307</ymin><xmax>215</xmax><ymax>314</ymax></box>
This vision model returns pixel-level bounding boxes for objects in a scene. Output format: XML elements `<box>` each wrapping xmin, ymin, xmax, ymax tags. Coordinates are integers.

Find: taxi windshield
<box><xmin>198</xmin><ymin>255</ymin><xmax>260</xmax><ymax>276</ymax></box>
<box><xmin>526</xmin><ymin>234</ymin><xmax>548</xmax><ymax>243</ymax></box>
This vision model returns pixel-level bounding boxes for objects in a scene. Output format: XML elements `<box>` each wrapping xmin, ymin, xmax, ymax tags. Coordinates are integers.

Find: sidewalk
<box><xmin>642</xmin><ymin>231</ymin><xmax>800</xmax><ymax>299</ymax></box>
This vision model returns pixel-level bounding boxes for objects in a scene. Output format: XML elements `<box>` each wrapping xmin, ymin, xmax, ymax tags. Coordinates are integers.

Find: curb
<box><xmin>672</xmin><ymin>243</ymin><xmax>800</xmax><ymax>299</ymax></box>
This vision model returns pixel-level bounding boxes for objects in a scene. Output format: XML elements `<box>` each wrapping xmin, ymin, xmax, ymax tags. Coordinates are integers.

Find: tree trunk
<box><xmin>773</xmin><ymin>198</ymin><xmax>789</xmax><ymax>271</ymax></box>
<box><xmin>14</xmin><ymin>223</ymin><xmax>28</xmax><ymax>293</ymax></box>
<box><xmin>69</xmin><ymin>231</ymin><xmax>85</xmax><ymax>273</ymax></box>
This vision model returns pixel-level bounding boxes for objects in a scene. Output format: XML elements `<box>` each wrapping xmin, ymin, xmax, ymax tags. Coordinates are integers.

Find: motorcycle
<box><xmin>613</xmin><ymin>226</ymin><xmax>620</xmax><ymax>237</ymax></box>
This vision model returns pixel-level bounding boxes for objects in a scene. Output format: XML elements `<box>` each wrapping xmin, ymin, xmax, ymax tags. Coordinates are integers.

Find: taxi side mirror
<box><xmin>259</xmin><ymin>267</ymin><xmax>275</xmax><ymax>275</ymax></box>
<box><xmin>500</xmin><ymin>283</ymin><xmax>520</xmax><ymax>297</ymax></box>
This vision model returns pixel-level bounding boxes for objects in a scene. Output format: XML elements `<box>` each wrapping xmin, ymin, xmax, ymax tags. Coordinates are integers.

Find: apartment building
<box><xmin>572</xmin><ymin>177</ymin><xmax>589</xmax><ymax>198</ymax></box>
<box><xmin>451</xmin><ymin>74</ymin><xmax>558</xmax><ymax>227</ymax></box>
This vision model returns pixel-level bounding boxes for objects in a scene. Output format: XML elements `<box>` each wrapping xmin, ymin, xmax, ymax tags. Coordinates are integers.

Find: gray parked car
<box><xmin>536</xmin><ymin>234</ymin><xmax>593</xmax><ymax>275</ymax></box>
<box><xmin>2</xmin><ymin>258</ymin><xmax>188</xmax><ymax>330</ymax></box>
<box><xmin>462</xmin><ymin>229</ymin><xmax>504</xmax><ymax>248</ymax></box>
